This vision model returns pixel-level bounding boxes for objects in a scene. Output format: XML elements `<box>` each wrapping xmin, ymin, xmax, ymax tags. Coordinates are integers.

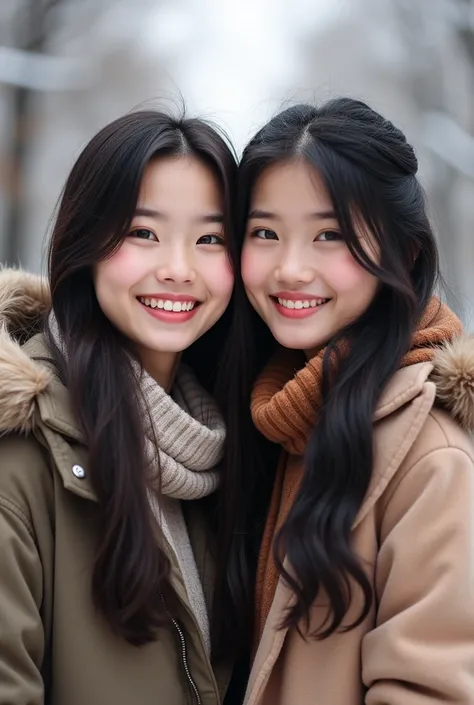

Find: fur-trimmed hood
<box><xmin>0</xmin><ymin>267</ymin><xmax>474</xmax><ymax>435</ymax></box>
<box><xmin>0</xmin><ymin>268</ymin><xmax>52</xmax><ymax>433</ymax></box>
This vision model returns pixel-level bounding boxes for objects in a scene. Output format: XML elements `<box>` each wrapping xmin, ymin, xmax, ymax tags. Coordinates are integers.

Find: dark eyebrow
<box><xmin>198</xmin><ymin>213</ymin><xmax>224</xmax><ymax>224</ymax></box>
<box><xmin>134</xmin><ymin>207</ymin><xmax>163</xmax><ymax>218</ymax></box>
<box><xmin>308</xmin><ymin>210</ymin><xmax>337</xmax><ymax>220</ymax></box>
<box><xmin>248</xmin><ymin>208</ymin><xmax>338</xmax><ymax>220</ymax></box>
<box><xmin>248</xmin><ymin>209</ymin><xmax>279</xmax><ymax>220</ymax></box>
<box><xmin>134</xmin><ymin>207</ymin><xmax>224</xmax><ymax>224</ymax></box>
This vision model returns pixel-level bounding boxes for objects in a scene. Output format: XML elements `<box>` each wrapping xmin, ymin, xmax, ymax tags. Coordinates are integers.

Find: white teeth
<box><xmin>139</xmin><ymin>297</ymin><xmax>197</xmax><ymax>312</ymax></box>
<box><xmin>277</xmin><ymin>297</ymin><xmax>328</xmax><ymax>309</ymax></box>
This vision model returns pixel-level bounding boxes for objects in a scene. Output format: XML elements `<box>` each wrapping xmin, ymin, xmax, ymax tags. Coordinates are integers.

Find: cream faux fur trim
<box><xmin>0</xmin><ymin>267</ymin><xmax>52</xmax><ymax>433</ymax></box>
<box><xmin>0</xmin><ymin>325</ymin><xmax>52</xmax><ymax>432</ymax></box>
<box><xmin>0</xmin><ymin>267</ymin><xmax>50</xmax><ymax>338</ymax></box>
<box><xmin>431</xmin><ymin>335</ymin><xmax>474</xmax><ymax>432</ymax></box>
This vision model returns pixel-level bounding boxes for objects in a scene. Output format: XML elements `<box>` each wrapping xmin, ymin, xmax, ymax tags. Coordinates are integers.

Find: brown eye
<box><xmin>197</xmin><ymin>234</ymin><xmax>225</xmax><ymax>245</ymax></box>
<box><xmin>130</xmin><ymin>228</ymin><xmax>157</xmax><ymax>241</ymax></box>
<box><xmin>253</xmin><ymin>228</ymin><xmax>278</xmax><ymax>240</ymax></box>
<box><xmin>315</xmin><ymin>231</ymin><xmax>342</xmax><ymax>242</ymax></box>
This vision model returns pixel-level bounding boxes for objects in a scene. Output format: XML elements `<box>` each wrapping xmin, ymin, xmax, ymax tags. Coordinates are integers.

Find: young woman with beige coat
<box><xmin>216</xmin><ymin>98</ymin><xmax>474</xmax><ymax>705</ymax></box>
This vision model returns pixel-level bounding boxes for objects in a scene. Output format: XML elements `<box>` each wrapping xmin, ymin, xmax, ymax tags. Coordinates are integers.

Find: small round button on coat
<box><xmin>72</xmin><ymin>464</ymin><xmax>86</xmax><ymax>479</ymax></box>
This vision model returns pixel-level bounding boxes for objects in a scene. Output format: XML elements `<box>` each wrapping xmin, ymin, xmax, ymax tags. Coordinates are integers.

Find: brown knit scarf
<box><xmin>252</xmin><ymin>297</ymin><xmax>462</xmax><ymax>641</ymax></box>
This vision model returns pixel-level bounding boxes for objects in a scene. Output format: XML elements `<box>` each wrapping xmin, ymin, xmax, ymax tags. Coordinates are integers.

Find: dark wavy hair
<box><xmin>213</xmin><ymin>97</ymin><xmax>439</xmax><ymax>657</ymax></box>
<box><xmin>45</xmin><ymin>110</ymin><xmax>237</xmax><ymax>646</ymax></box>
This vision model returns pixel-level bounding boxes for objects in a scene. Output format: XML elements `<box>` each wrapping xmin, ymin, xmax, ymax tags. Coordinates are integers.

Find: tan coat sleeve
<box><xmin>0</xmin><ymin>440</ymin><xmax>47</xmax><ymax>705</ymax></box>
<box><xmin>362</xmin><ymin>446</ymin><xmax>474</xmax><ymax>703</ymax></box>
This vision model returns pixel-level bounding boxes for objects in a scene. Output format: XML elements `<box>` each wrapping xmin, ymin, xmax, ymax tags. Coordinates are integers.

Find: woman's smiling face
<box><xmin>94</xmin><ymin>155</ymin><xmax>234</xmax><ymax>381</ymax></box>
<box><xmin>241</xmin><ymin>159</ymin><xmax>379</xmax><ymax>357</ymax></box>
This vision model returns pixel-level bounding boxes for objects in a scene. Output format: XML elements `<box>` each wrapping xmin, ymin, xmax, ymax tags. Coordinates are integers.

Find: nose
<box><xmin>275</xmin><ymin>245</ymin><xmax>314</xmax><ymax>285</ymax></box>
<box><xmin>154</xmin><ymin>244</ymin><xmax>196</xmax><ymax>285</ymax></box>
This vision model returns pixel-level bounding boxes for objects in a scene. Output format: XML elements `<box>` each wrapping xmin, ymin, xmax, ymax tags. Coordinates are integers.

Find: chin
<box><xmin>274</xmin><ymin>332</ymin><xmax>329</xmax><ymax>355</ymax></box>
<box><xmin>139</xmin><ymin>337</ymin><xmax>192</xmax><ymax>355</ymax></box>
<box><xmin>272</xmin><ymin>332</ymin><xmax>307</xmax><ymax>351</ymax></box>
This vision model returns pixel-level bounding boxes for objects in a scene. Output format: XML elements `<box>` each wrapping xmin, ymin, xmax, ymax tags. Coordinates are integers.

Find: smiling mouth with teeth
<box><xmin>138</xmin><ymin>297</ymin><xmax>199</xmax><ymax>312</ymax></box>
<box><xmin>274</xmin><ymin>296</ymin><xmax>329</xmax><ymax>310</ymax></box>
<box><xmin>269</xmin><ymin>295</ymin><xmax>330</xmax><ymax>319</ymax></box>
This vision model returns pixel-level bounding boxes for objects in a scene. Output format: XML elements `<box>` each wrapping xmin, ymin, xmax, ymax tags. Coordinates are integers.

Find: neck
<box><xmin>139</xmin><ymin>348</ymin><xmax>181</xmax><ymax>391</ymax></box>
<box><xmin>304</xmin><ymin>344</ymin><xmax>325</xmax><ymax>361</ymax></box>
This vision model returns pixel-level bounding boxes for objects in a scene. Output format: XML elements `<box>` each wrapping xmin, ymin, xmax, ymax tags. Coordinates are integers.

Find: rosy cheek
<box><xmin>98</xmin><ymin>242</ymin><xmax>144</xmax><ymax>287</ymax></box>
<box><xmin>327</xmin><ymin>251</ymin><xmax>369</xmax><ymax>292</ymax></box>
<box><xmin>207</xmin><ymin>254</ymin><xmax>234</xmax><ymax>297</ymax></box>
<box><xmin>219</xmin><ymin>265</ymin><xmax>234</xmax><ymax>297</ymax></box>
<box><xmin>241</xmin><ymin>247</ymin><xmax>263</xmax><ymax>289</ymax></box>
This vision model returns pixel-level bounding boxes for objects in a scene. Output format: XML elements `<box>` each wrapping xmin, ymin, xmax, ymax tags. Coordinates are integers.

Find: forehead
<box><xmin>251</xmin><ymin>159</ymin><xmax>333</xmax><ymax>214</ymax></box>
<box><xmin>138</xmin><ymin>156</ymin><xmax>223</xmax><ymax>210</ymax></box>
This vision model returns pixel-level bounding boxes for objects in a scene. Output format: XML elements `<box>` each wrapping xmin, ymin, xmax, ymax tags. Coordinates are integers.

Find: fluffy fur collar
<box><xmin>0</xmin><ymin>267</ymin><xmax>474</xmax><ymax>434</ymax></box>
<box><xmin>0</xmin><ymin>268</ymin><xmax>52</xmax><ymax>432</ymax></box>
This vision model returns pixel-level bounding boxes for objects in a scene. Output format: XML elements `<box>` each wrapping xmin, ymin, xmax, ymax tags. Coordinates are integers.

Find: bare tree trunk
<box><xmin>3</xmin><ymin>0</ymin><xmax>61</xmax><ymax>265</ymax></box>
<box><xmin>4</xmin><ymin>85</ymin><xmax>30</xmax><ymax>264</ymax></box>
<box><xmin>393</xmin><ymin>0</ymin><xmax>472</xmax><ymax>311</ymax></box>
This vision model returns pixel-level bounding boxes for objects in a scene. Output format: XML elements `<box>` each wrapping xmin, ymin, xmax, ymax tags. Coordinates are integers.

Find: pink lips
<box><xmin>273</xmin><ymin>291</ymin><xmax>324</xmax><ymax>301</ymax></box>
<box><xmin>140</xmin><ymin>302</ymin><xmax>200</xmax><ymax>323</ymax></box>
<box><xmin>271</xmin><ymin>292</ymin><xmax>330</xmax><ymax>319</ymax></box>
<box><xmin>137</xmin><ymin>294</ymin><xmax>201</xmax><ymax>324</ymax></box>
<box><xmin>136</xmin><ymin>293</ymin><xmax>199</xmax><ymax>302</ymax></box>
<box><xmin>272</xmin><ymin>299</ymin><xmax>327</xmax><ymax>319</ymax></box>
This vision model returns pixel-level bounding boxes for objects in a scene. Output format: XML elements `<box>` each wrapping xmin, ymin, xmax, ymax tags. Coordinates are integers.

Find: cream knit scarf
<box><xmin>49</xmin><ymin>313</ymin><xmax>225</xmax><ymax>653</ymax></box>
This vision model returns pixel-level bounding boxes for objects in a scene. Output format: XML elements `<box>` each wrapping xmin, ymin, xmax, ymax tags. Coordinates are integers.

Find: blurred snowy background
<box><xmin>1</xmin><ymin>0</ymin><xmax>473</xmax><ymax>324</ymax></box>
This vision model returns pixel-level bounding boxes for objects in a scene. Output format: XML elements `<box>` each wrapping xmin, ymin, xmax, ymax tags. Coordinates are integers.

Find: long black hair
<box><xmin>45</xmin><ymin>110</ymin><xmax>237</xmax><ymax>646</ymax></box>
<box><xmin>213</xmin><ymin>97</ymin><xmax>439</xmax><ymax>656</ymax></box>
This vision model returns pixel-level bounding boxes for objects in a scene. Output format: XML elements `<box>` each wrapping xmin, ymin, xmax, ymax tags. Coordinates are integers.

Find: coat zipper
<box><xmin>160</xmin><ymin>592</ymin><xmax>202</xmax><ymax>705</ymax></box>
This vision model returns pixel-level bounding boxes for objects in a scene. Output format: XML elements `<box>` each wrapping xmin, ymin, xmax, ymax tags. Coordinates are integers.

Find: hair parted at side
<box><xmin>214</xmin><ymin>97</ymin><xmax>439</xmax><ymax>656</ymax></box>
<box><xmin>45</xmin><ymin>109</ymin><xmax>237</xmax><ymax>646</ymax></box>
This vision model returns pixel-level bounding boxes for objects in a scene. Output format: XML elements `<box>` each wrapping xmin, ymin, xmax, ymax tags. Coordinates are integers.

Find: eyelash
<box><xmin>128</xmin><ymin>230</ymin><xmax>225</xmax><ymax>245</ymax></box>
<box><xmin>250</xmin><ymin>228</ymin><xmax>342</xmax><ymax>242</ymax></box>
<box><xmin>251</xmin><ymin>228</ymin><xmax>278</xmax><ymax>240</ymax></box>
<box><xmin>130</xmin><ymin>228</ymin><xmax>157</xmax><ymax>241</ymax></box>
<box><xmin>196</xmin><ymin>234</ymin><xmax>225</xmax><ymax>245</ymax></box>
<box><xmin>316</xmin><ymin>231</ymin><xmax>342</xmax><ymax>242</ymax></box>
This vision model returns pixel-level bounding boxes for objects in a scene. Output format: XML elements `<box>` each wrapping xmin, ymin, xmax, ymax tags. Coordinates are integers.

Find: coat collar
<box><xmin>375</xmin><ymin>360</ymin><xmax>434</xmax><ymax>421</ymax></box>
<box><xmin>22</xmin><ymin>334</ymin><xmax>98</xmax><ymax>500</ymax></box>
<box><xmin>20</xmin><ymin>335</ymin><xmax>85</xmax><ymax>441</ymax></box>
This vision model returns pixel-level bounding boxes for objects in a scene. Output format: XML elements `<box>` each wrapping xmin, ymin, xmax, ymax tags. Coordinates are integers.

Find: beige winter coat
<box><xmin>245</xmin><ymin>337</ymin><xmax>474</xmax><ymax>704</ymax></box>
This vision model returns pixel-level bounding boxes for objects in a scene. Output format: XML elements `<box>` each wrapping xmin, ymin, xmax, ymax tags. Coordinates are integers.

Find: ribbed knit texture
<box><xmin>140</xmin><ymin>363</ymin><xmax>224</xmax><ymax>499</ymax></box>
<box><xmin>252</xmin><ymin>297</ymin><xmax>462</xmax><ymax>642</ymax></box>
<box><xmin>49</xmin><ymin>312</ymin><xmax>225</xmax><ymax>654</ymax></box>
